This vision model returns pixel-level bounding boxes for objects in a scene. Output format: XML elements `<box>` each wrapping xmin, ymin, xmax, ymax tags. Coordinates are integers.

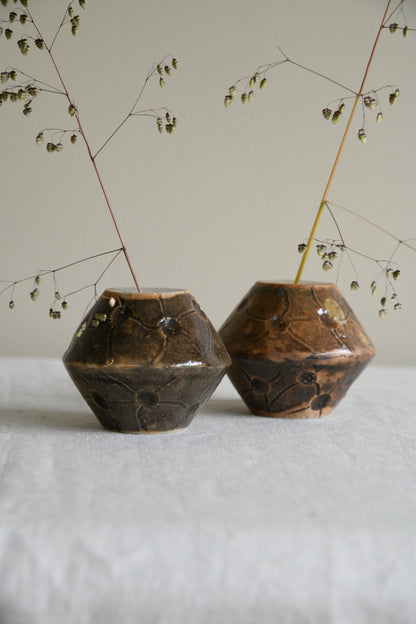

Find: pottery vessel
<box><xmin>63</xmin><ymin>288</ymin><xmax>231</xmax><ymax>433</ymax></box>
<box><xmin>220</xmin><ymin>282</ymin><xmax>376</xmax><ymax>418</ymax></box>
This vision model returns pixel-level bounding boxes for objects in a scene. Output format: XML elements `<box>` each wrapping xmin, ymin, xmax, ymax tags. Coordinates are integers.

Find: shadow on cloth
<box><xmin>0</xmin><ymin>408</ymin><xmax>100</xmax><ymax>433</ymax></box>
<box><xmin>202</xmin><ymin>396</ymin><xmax>252</xmax><ymax>418</ymax></box>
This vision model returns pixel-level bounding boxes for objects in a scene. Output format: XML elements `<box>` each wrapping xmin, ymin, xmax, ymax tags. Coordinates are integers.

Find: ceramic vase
<box><xmin>219</xmin><ymin>281</ymin><xmax>376</xmax><ymax>418</ymax></box>
<box><xmin>63</xmin><ymin>288</ymin><xmax>231</xmax><ymax>433</ymax></box>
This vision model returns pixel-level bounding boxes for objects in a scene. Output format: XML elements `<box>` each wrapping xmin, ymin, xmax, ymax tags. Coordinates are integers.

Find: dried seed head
<box><xmin>9</xmin><ymin>300</ymin><xmax>15</xmax><ymax>309</ymax></box>
<box><xmin>157</xmin><ymin>64</ymin><xmax>163</xmax><ymax>75</ymax></box>
<box><xmin>322</xmin><ymin>108</ymin><xmax>332</xmax><ymax>120</ymax></box>
<box><xmin>165</xmin><ymin>123</ymin><xmax>173</xmax><ymax>134</ymax></box>
<box><xmin>21</xmin><ymin>0</ymin><xmax>29</xmax><ymax>6</ymax></box>
<box><xmin>172</xmin><ymin>117</ymin><xmax>177</xmax><ymax>127</ymax></box>
<box><xmin>76</xmin><ymin>322</ymin><xmax>87</xmax><ymax>337</ymax></box>
<box><xmin>19</xmin><ymin>14</ymin><xmax>27</xmax><ymax>24</ymax></box>
<box><xmin>298</xmin><ymin>243</ymin><xmax>307</xmax><ymax>253</ymax></box>
<box><xmin>328</xmin><ymin>251</ymin><xmax>337</xmax><ymax>261</ymax></box>
<box><xmin>55</xmin><ymin>291</ymin><xmax>61</xmax><ymax>300</ymax></box>
<box><xmin>229</xmin><ymin>85</ymin><xmax>236</xmax><ymax>96</ymax></box>
<box><xmin>62</xmin><ymin>301</ymin><xmax>68</xmax><ymax>310</ymax></box>
<box><xmin>79</xmin><ymin>0</ymin><xmax>87</xmax><ymax>8</ymax></box>
<box><xmin>241</xmin><ymin>93</ymin><xmax>247</xmax><ymax>104</ymax></box>
<box><xmin>30</xmin><ymin>288</ymin><xmax>39</xmax><ymax>301</ymax></box>
<box><xmin>322</xmin><ymin>260</ymin><xmax>333</xmax><ymax>271</ymax></box>
<box><xmin>224</xmin><ymin>94</ymin><xmax>233</xmax><ymax>107</ymax></box>
<box><xmin>90</xmin><ymin>319</ymin><xmax>100</xmax><ymax>328</ymax></box>
<box><xmin>358</xmin><ymin>128</ymin><xmax>367</xmax><ymax>143</ymax></box>
<box><xmin>389</xmin><ymin>92</ymin><xmax>397</xmax><ymax>105</ymax></box>
<box><xmin>370</xmin><ymin>281</ymin><xmax>376</xmax><ymax>295</ymax></box>
<box><xmin>379</xmin><ymin>308</ymin><xmax>387</xmax><ymax>319</ymax></box>
<box><xmin>248</xmin><ymin>90</ymin><xmax>254</xmax><ymax>102</ymax></box>
<box><xmin>172</xmin><ymin>58</ymin><xmax>178</xmax><ymax>70</ymax></box>
<box><xmin>332</xmin><ymin>110</ymin><xmax>341</xmax><ymax>124</ymax></box>
<box><xmin>389</xmin><ymin>22</ymin><xmax>399</xmax><ymax>33</ymax></box>
<box><xmin>35</xmin><ymin>275</ymin><xmax>41</xmax><ymax>285</ymax></box>
<box><xmin>5</xmin><ymin>29</ymin><xmax>13</xmax><ymax>40</ymax></box>
<box><xmin>1</xmin><ymin>72</ymin><xmax>8</xmax><ymax>84</ymax></box>
<box><xmin>403</xmin><ymin>26</ymin><xmax>408</xmax><ymax>37</ymax></box>
<box><xmin>350</xmin><ymin>281</ymin><xmax>359</xmax><ymax>291</ymax></box>
<box><xmin>253</xmin><ymin>72</ymin><xmax>260</xmax><ymax>84</ymax></box>
<box><xmin>380</xmin><ymin>297</ymin><xmax>387</xmax><ymax>307</ymax></box>
<box><xmin>9</xmin><ymin>11</ymin><xmax>17</xmax><ymax>22</ymax></box>
<box><xmin>55</xmin><ymin>142</ymin><xmax>63</xmax><ymax>152</ymax></box>
<box><xmin>316</xmin><ymin>244</ymin><xmax>326</xmax><ymax>256</ymax></box>
<box><xmin>159</xmin><ymin>77</ymin><xmax>165</xmax><ymax>88</ymax></box>
<box><xmin>249</xmin><ymin>77</ymin><xmax>254</xmax><ymax>89</ymax></box>
<box><xmin>17</xmin><ymin>38</ymin><xmax>29</xmax><ymax>55</ymax></box>
<box><xmin>376</xmin><ymin>112</ymin><xmax>383</xmax><ymax>123</ymax></box>
<box><xmin>35</xmin><ymin>39</ymin><xmax>45</xmax><ymax>50</ymax></box>
<box><xmin>68</xmin><ymin>103</ymin><xmax>77</xmax><ymax>117</ymax></box>
<box><xmin>394</xmin><ymin>302</ymin><xmax>402</xmax><ymax>310</ymax></box>
<box><xmin>392</xmin><ymin>269</ymin><xmax>400</xmax><ymax>280</ymax></box>
<box><xmin>164</xmin><ymin>65</ymin><xmax>171</xmax><ymax>75</ymax></box>
<box><xmin>70</xmin><ymin>134</ymin><xmax>77</xmax><ymax>144</ymax></box>
<box><xmin>259</xmin><ymin>77</ymin><xmax>267</xmax><ymax>90</ymax></box>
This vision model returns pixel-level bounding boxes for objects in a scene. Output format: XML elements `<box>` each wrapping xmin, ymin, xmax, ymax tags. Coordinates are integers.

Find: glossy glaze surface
<box><xmin>63</xmin><ymin>289</ymin><xmax>231</xmax><ymax>433</ymax></box>
<box><xmin>220</xmin><ymin>282</ymin><xmax>376</xmax><ymax>418</ymax></box>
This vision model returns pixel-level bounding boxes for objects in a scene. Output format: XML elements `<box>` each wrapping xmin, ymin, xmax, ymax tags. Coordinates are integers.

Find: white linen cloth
<box><xmin>0</xmin><ymin>357</ymin><xmax>415</xmax><ymax>624</ymax></box>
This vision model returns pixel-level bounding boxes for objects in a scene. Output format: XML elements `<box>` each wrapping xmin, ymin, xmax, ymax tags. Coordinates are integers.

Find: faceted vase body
<box><xmin>219</xmin><ymin>282</ymin><xmax>376</xmax><ymax>418</ymax></box>
<box><xmin>63</xmin><ymin>288</ymin><xmax>231</xmax><ymax>433</ymax></box>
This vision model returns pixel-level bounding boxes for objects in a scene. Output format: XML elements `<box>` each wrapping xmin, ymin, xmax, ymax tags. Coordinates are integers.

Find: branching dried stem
<box><xmin>300</xmin><ymin>198</ymin><xmax>415</xmax><ymax>316</ymax></box>
<box><xmin>294</xmin><ymin>0</ymin><xmax>394</xmax><ymax>283</ymax></box>
<box><xmin>225</xmin><ymin>0</ymin><xmax>414</xmax><ymax>314</ymax></box>
<box><xmin>1</xmin><ymin>1</ymin><xmax>180</xmax><ymax>302</ymax></box>
<box><xmin>1</xmin><ymin>248</ymin><xmax>123</xmax><ymax>316</ymax></box>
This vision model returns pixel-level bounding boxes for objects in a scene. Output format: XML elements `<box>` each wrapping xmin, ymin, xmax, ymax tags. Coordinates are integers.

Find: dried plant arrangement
<box><xmin>223</xmin><ymin>0</ymin><xmax>415</xmax><ymax>319</ymax></box>
<box><xmin>219</xmin><ymin>0</ymin><xmax>415</xmax><ymax>419</ymax></box>
<box><xmin>0</xmin><ymin>0</ymin><xmax>179</xmax><ymax>317</ymax></box>
<box><xmin>0</xmin><ymin>0</ymin><xmax>230</xmax><ymax>434</ymax></box>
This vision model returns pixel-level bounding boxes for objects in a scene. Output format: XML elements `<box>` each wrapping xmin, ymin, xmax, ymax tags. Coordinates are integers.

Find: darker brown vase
<box><xmin>63</xmin><ymin>288</ymin><xmax>231</xmax><ymax>433</ymax></box>
<box><xmin>219</xmin><ymin>282</ymin><xmax>376</xmax><ymax>418</ymax></box>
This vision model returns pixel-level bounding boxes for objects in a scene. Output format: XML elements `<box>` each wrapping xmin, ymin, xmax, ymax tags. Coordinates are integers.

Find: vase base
<box><xmin>102</xmin><ymin>425</ymin><xmax>188</xmax><ymax>435</ymax></box>
<box><xmin>249</xmin><ymin>407</ymin><xmax>332</xmax><ymax>419</ymax></box>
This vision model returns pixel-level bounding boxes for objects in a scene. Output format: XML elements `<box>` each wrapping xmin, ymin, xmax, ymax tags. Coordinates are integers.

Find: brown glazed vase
<box><xmin>63</xmin><ymin>288</ymin><xmax>231</xmax><ymax>433</ymax></box>
<box><xmin>219</xmin><ymin>282</ymin><xmax>376</xmax><ymax>418</ymax></box>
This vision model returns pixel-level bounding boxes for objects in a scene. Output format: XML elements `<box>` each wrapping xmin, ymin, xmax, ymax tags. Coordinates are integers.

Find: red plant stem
<box><xmin>327</xmin><ymin>201</ymin><xmax>416</xmax><ymax>253</ymax></box>
<box><xmin>294</xmin><ymin>0</ymin><xmax>393</xmax><ymax>284</ymax></box>
<box><xmin>27</xmin><ymin>8</ymin><xmax>141</xmax><ymax>293</ymax></box>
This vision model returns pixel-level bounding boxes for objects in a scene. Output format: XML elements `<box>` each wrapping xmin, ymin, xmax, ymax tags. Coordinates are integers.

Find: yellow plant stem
<box><xmin>294</xmin><ymin>0</ymin><xmax>392</xmax><ymax>285</ymax></box>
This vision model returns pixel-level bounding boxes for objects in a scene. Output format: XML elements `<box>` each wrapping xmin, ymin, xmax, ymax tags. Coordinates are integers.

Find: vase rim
<box><xmin>103</xmin><ymin>287</ymin><xmax>190</xmax><ymax>299</ymax></box>
<box><xmin>255</xmin><ymin>280</ymin><xmax>337</xmax><ymax>288</ymax></box>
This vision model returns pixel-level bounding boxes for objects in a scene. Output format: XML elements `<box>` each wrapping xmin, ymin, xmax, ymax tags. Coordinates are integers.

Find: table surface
<box><xmin>0</xmin><ymin>357</ymin><xmax>415</xmax><ymax>624</ymax></box>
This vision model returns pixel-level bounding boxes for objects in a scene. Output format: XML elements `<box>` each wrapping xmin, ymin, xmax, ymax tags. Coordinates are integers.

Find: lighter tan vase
<box><xmin>219</xmin><ymin>282</ymin><xmax>376</xmax><ymax>418</ymax></box>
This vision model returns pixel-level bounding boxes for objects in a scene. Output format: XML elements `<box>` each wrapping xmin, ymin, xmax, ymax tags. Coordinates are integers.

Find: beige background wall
<box><xmin>1</xmin><ymin>0</ymin><xmax>415</xmax><ymax>364</ymax></box>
